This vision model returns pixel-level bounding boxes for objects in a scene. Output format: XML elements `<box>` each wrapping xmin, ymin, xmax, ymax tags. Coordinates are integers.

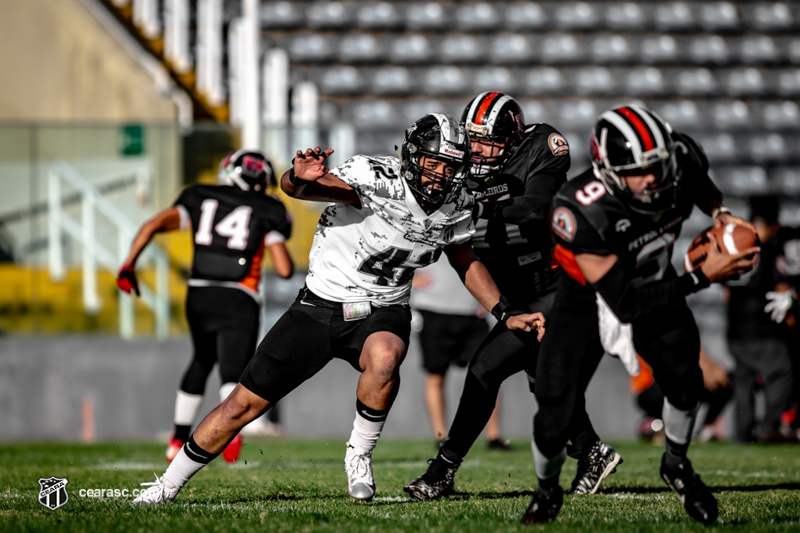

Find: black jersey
<box><xmin>550</xmin><ymin>132</ymin><xmax>722</xmax><ymax>290</ymax></box>
<box><xmin>174</xmin><ymin>184</ymin><xmax>291</xmax><ymax>291</ymax></box>
<box><xmin>467</xmin><ymin>123</ymin><xmax>570</xmax><ymax>297</ymax></box>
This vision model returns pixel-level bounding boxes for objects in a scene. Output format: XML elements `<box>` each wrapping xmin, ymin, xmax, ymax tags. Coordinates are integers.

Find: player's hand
<box><xmin>700</xmin><ymin>232</ymin><xmax>759</xmax><ymax>283</ymax></box>
<box><xmin>293</xmin><ymin>147</ymin><xmax>334</xmax><ymax>182</ymax></box>
<box><xmin>506</xmin><ymin>312</ymin><xmax>546</xmax><ymax>341</ymax></box>
<box><xmin>765</xmin><ymin>290</ymin><xmax>796</xmax><ymax>323</ymax></box>
<box><xmin>117</xmin><ymin>265</ymin><xmax>140</xmax><ymax>296</ymax></box>
<box><xmin>714</xmin><ymin>211</ymin><xmax>756</xmax><ymax>233</ymax></box>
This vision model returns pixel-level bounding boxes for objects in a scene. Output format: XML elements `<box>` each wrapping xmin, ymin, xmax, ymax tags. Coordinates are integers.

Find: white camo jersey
<box><xmin>305</xmin><ymin>155</ymin><xmax>476</xmax><ymax>305</ymax></box>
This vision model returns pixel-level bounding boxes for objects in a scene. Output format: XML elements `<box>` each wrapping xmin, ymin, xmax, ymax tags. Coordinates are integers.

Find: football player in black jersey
<box><xmin>117</xmin><ymin>150</ymin><xmax>294</xmax><ymax>464</ymax></box>
<box><xmin>406</xmin><ymin>92</ymin><xmax>618</xmax><ymax>501</ymax></box>
<box><xmin>522</xmin><ymin>105</ymin><xmax>759</xmax><ymax>526</ymax></box>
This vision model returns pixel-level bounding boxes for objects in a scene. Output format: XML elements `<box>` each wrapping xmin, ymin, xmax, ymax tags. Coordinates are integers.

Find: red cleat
<box><xmin>165</xmin><ymin>435</ymin><xmax>185</xmax><ymax>463</ymax></box>
<box><xmin>222</xmin><ymin>434</ymin><xmax>242</xmax><ymax>463</ymax></box>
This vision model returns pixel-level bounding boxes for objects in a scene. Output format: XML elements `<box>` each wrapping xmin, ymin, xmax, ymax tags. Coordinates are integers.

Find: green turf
<box><xmin>1</xmin><ymin>438</ymin><xmax>798</xmax><ymax>532</ymax></box>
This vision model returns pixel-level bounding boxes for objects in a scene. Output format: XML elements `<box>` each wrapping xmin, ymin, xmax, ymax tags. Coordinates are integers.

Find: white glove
<box><xmin>764</xmin><ymin>291</ymin><xmax>796</xmax><ymax>323</ymax></box>
<box><xmin>596</xmin><ymin>294</ymin><xmax>639</xmax><ymax>377</ymax></box>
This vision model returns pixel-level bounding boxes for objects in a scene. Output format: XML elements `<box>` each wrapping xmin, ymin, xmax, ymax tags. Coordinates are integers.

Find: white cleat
<box><xmin>131</xmin><ymin>474</ymin><xmax>180</xmax><ymax>506</ymax></box>
<box><xmin>344</xmin><ymin>444</ymin><xmax>376</xmax><ymax>502</ymax></box>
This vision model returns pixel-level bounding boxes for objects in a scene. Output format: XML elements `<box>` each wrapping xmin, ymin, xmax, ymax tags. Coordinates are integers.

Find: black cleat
<box><xmin>521</xmin><ymin>485</ymin><xmax>563</xmax><ymax>525</ymax></box>
<box><xmin>404</xmin><ymin>453</ymin><xmax>461</xmax><ymax>501</ymax></box>
<box><xmin>660</xmin><ymin>453</ymin><xmax>719</xmax><ymax>525</ymax></box>
<box><xmin>567</xmin><ymin>441</ymin><xmax>623</xmax><ymax>495</ymax></box>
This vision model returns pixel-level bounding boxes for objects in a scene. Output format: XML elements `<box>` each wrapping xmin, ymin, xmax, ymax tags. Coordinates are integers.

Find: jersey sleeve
<box><xmin>329</xmin><ymin>155</ymin><xmax>377</xmax><ymax>190</ymax></box>
<box><xmin>550</xmin><ymin>196</ymin><xmax>612</xmax><ymax>256</ymax></box>
<box><xmin>172</xmin><ymin>186</ymin><xmax>197</xmax><ymax>230</ymax></box>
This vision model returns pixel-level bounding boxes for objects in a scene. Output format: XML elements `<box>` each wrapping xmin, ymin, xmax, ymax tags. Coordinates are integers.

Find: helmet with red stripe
<box><xmin>461</xmin><ymin>92</ymin><xmax>525</xmax><ymax>182</ymax></box>
<box><xmin>401</xmin><ymin>113</ymin><xmax>471</xmax><ymax>214</ymax></box>
<box><xmin>217</xmin><ymin>149</ymin><xmax>276</xmax><ymax>193</ymax></box>
<box><xmin>590</xmin><ymin>105</ymin><xmax>679</xmax><ymax>214</ymax></box>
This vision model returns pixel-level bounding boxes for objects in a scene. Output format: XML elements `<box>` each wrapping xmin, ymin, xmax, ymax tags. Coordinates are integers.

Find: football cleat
<box><xmin>521</xmin><ymin>485</ymin><xmax>563</xmax><ymax>525</ymax></box>
<box><xmin>567</xmin><ymin>441</ymin><xmax>623</xmax><ymax>495</ymax></box>
<box><xmin>487</xmin><ymin>438</ymin><xmax>512</xmax><ymax>451</ymax></box>
<box><xmin>660</xmin><ymin>453</ymin><xmax>719</xmax><ymax>525</ymax></box>
<box><xmin>344</xmin><ymin>444</ymin><xmax>376</xmax><ymax>502</ymax></box>
<box><xmin>221</xmin><ymin>434</ymin><xmax>243</xmax><ymax>463</ymax></box>
<box><xmin>131</xmin><ymin>474</ymin><xmax>179</xmax><ymax>506</ymax></box>
<box><xmin>165</xmin><ymin>435</ymin><xmax>186</xmax><ymax>463</ymax></box>
<box><xmin>403</xmin><ymin>453</ymin><xmax>462</xmax><ymax>501</ymax></box>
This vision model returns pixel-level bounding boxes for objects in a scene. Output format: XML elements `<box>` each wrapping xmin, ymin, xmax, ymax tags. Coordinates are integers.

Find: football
<box><xmin>684</xmin><ymin>223</ymin><xmax>759</xmax><ymax>273</ymax></box>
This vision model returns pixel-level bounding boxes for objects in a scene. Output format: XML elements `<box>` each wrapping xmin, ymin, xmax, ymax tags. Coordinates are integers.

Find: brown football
<box><xmin>684</xmin><ymin>223</ymin><xmax>759</xmax><ymax>273</ymax></box>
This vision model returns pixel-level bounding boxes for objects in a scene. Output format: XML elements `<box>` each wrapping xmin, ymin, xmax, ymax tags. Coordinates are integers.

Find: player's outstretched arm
<box><xmin>280</xmin><ymin>147</ymin><xmax>360</xmax><ymax>205</ymax></box>
<box><xmin>267</xmin><ymin>241</ymin><xmax>294</xmax><ymax>279</ymax></box>
<box><xmin>117</xmin><ymin>207</ymin><xmax>182</xmax><ymax>296</ymax></box>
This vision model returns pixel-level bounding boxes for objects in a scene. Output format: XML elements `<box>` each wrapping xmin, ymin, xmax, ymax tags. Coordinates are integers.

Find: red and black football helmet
<box><xmin>400</xmin><ymin>113</ymin><xmax>471</xmax><ymax>214</ymax></box>
<box><xmin>590</xmin><ymin>105</ymin><xmax>679</xmax><ymax>214</ymax></box>
<box><xmin>461</xmin><ymin>91</ymin><xmax>525</xmax><ymax>181</ymax></box>
<box><xmin>217</xmin><ymin>149</ymin><xmax>275</xmax><ymax>193</ymax></box>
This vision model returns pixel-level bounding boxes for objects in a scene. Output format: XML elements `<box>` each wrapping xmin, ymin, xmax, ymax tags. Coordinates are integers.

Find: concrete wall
<box><xmin>0</xmin><ymin>0</ymin><xmax>177</xmax><ymax>122</ymax></box>
<box><xmin>0</xmin><ymin>335</ymin><xmax>644</xmax><ymax>442</ymax></box>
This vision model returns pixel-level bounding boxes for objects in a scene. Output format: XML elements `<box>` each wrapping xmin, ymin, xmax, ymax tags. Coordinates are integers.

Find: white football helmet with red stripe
<box><xmin>590</xmin><ymin>105</ymin><xmax>679</xmax><ymax>214</ymax></box>
<box><xmin>461</xmin><ymin>92</ymin><xmax>525</xmax><ymax>181</ymax></box>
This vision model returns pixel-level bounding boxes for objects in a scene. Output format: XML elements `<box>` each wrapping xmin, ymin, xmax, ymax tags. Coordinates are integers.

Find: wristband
<box><xmin>679</xmin><ymin>268</ymin><xmax>711</xmax><ymax>296</ymax></box>
<box><xmin>711</xmin><ymin>206</ymin><xmax>731</xmax><ymax>219</ymax></box>
<box><xmin>491</xmin><ymin>295</ymin><xmax>525</xmax><ymax>323</ymax></box>
<box><xmin>288</xmin><ymin>168</ymin><xmax>311</xmax><ymax>187</ymax></box>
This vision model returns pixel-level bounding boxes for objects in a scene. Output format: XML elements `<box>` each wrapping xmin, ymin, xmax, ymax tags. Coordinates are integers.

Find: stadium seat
<box><xmin>369</xmin><ymin>66</ymin><xmax>413</xmax><ymax>96</ymax></box>
<box><xmin>551</xmin><ymin>2</ymin><xmax>599</xmax><ymax>31</ymax></box>
<box><xmin>554</xmin><ymin>100</ymin><xmax>597</xmax><ymax>130</ymax></box>
<box><xmin>282</xmin><ymin>34</ymin><xmax>336</xmax><ymax>63</ymax></box>
<box><xmin>569</xmin><ymin>67</ymin><xmax>617</xmax><ymax>96</ymax></box>
<box><xmin>746</xmin><ymin>133</ymin><xmax>790</xmax><ymax>164</ymax></box>
<box><xmin>720</xmin><ymin>166</ymin><xmax>771</xmax><ymax>196</ymax></box>
<box><xmin>502</xmin><ymin>2</ymin><xmax>548</xmax><ymax>31</ymax></box>
<box><xmin>782</xmin><ymin>37</ymin><xmax>800</xmax><ymax>65</ymax></box>
<box><xmin>419</xmin><ymin>66</ymin><xmax>468</xmax><ymax>96</ymax></box>
<box><xmin>708</xmin><ymin>100</ymin><xmax>752</xmax><ymax>130</ymax></box>
<box><xmin>318</xmin><ymin>100</ymin><xmax>340</xmax><ymax>127</ymax></box>
<box><xmin>454</xmin><ymin>2</ymin><xmax>501</xmax><ymax>32</ymax></box>
<box><xmin>654</xmin><ymin>100</ymin><xmax>701</xmax><ymax>131</ymax></box>
<box><xmin>314</xmin><ymin>66</ymin><xmax>365</xmax><ymax>96</ymax></box>
<box><xmin>404</xmin><ymin>2</ymin><xmax>449</xmax><ymax>31</ymax></box>
<box><xmin>588</xmin><ymin>34</ymin><xmax>634</xmax><ymax>65</ymax></box>
<box><xmin>489</xmin><ymin>34</ymin><xmax>536</xmax><ymax>65</ymax></box>
<box><xmin>757</xmin><ymin>100</ymin><xmax>800</xmax><ymax>130</ymax></box>
<box><xmin>694</xmin><ymin>133</ymin><xmax>739</xmax><ymax>164</ymax></box>
<box><xmin>671</xmin><ymin>67</ymin><xmax>718</xmax><ymax>97</ymax></box>
<box><xmin>306</xmin><ymin>2</ymin><xmax>354</xmax><ymax>30</ymax></box>
<box><xmin>634</xmin><ymin>35</ymin><xmax>680</xmax><ymax>64</ymax></box>
<box><xmin>437</xmin><ymin>34</ymin><xmax>487</xmax><ymax>65</ymax></box>
<box><xmin>538</xmin><ymin>33</ymin><xmax>585</xmax><ymax>65</ymax></box>
<box><xmin>342</xmin><ymin>99</ymin><xmax>397</xmax><ymax>129</ymax></box>
<box><xmin>734</xmin><ymin>35</ymin><xmax>781</xmax><ymax>65</ymax></box>
<box><xmin>720</xmin><ymin>68</ymin><xmax>766</xmax><ymax>97</ymax></box>
<box><xmin>357</xmin><ymin>130</ymin><xmax>401</xmax><ymax>156</ymax></box>
<box><xmin>775</xmin><ymin>69</ymin><xmax>800</xmax><ymax>98</ymax></box>
<box><xmin>771</xmin><ymin>167</ymin><xmax>800</xmax><ymax>196</ymax></box>
<box><xmin>563</xmin><ymin>131</ymin><xmax>590</xmax><ymax>170</ymax></box>
<box><xmin>680</xmin><ymin>35</ymin><xmax>730</xmax><ymax>66</ymax></box>
<box><xmin>698</xmin><ymin>2</ymin><xmax>740</xmax><ymax>32</ymax></box>
<box><xmin>260</xmin><ymin>1</ymin><xmax>303</xmax><ymax>29</ymax></box>
<box><xmin>743</xmin><ymin>3</ymin><xmax>795</xmax><ymax>32</ymax></box>
<box><xmin>354</xmin><ymin>1</ymin><xmax>402</xmax><ymax>31</ymax></box>
<box><xmin>469</xmin><ymin>66</ymin><xmax>517</xmax><ymax>95</ymax></box>
<box><xmin>521</xmin><ymin>67</ymin><xmax>566</xmax><ymax>96</ymax></box>
<box><xmin>620</xmin><ymin>67</ymin><xmax>667</xmax><ymax>97</ymax></box>
<box><xmin>517</xmin><ymin>99</ymin><xmax>554</xmax><ymax>126</ymax></box>
<box><xmin>399</xmin><ymin>99</ymin><xmax>447</xmax><ymax>127</ymax></box>
<box><xmin>603</xmin><ymin>2</ymin><xmax>650</xmax><ymax>31</ymax></box>
<box><xmin>338</xmin><ymin>34</ymin><xmax>385</xmax><ymax>64</ymax></box>
<box><xmin>653</xmin><ymin>2</ymin><xmax>698</xmax><ymax>32</ymax></box>
<box><xmin>387</xmin><ymin>34</ymin><xmax>432</xmax><ymax>65</ymax></box>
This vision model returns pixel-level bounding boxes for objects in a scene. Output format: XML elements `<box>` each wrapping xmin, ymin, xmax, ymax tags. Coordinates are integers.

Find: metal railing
<box><xmin>47</xmin><ymin>160</ymin><xmax>169</xmax><ymax>338</ymax></box>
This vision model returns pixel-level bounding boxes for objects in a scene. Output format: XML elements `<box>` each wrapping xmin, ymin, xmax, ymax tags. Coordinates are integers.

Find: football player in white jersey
<box><xmin>132</xmin><ymin>113</ymin><xmax>545</xmax><ymax>506</ymax></box>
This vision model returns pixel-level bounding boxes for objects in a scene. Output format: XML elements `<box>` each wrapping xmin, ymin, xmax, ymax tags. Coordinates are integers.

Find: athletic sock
<box><xmin>219</xmin><ymin>382</ymin><xmax>237</xmax><ymax>403</ymax></box>
<box><xmin>163</xmin><ymin>435</ymin><xmax>220</xmax><ymax>489</ymax></box>
<box><xmin>173</xmin><ymin>390</ymin><xmax>203</xmax><ymax>440</ymax></box>
<box><xmin>347</xmin><ymin>399</ymin><xmax>389</xmax><ymax>454</ymax></box>
<box><xmin>662</xmin><ymin>399</ymin><xmax>698</xmax><ymax>469</ymax></box>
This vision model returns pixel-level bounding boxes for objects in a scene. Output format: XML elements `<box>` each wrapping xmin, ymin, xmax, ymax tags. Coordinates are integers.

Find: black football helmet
<box><xmin>400</xmin><ymin>113</ymin><xmax>471</xmax><ymax>213</ymax></box>
<box><xmin>217</xmin><ymin>149</ymin><xmax>275</xmax><ymax>193</ymax></box>
<box><xmin>590</xmin><ymin>105</ymin><xmax>679</xmax><ymax>214</ymax></box>
<box><xmin>461</xmin><ymin>91</ymin><xmax>525</xmax><ymax>181</ymax></box>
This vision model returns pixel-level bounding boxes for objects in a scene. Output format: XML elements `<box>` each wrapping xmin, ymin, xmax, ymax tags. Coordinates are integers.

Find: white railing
<box><xmin>47</xmin><ymin>160</ymin><xmax>169</xmax><ymax>339</ymax></box>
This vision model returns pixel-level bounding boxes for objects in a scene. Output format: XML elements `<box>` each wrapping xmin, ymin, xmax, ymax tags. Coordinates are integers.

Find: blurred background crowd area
<box><xmin>0</xmin><ymin>0</ymin><xmax>798</xmax><ymax>339</ymax></box>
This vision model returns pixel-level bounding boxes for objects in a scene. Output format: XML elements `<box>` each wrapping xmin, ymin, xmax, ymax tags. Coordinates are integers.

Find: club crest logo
<box><xmin>552</xmin><ymin>207</ymin><xmax>577</xmax><ymax>242</ymax></box>
<box><xmin>38</xmin><ymin>477</ymin><xmax>69</xmax><ymax>510</ymax></box>
<box><xmin>548</xmin><ymin>133</ymin><xmax>570</xmax><ymax>156</ymax></box>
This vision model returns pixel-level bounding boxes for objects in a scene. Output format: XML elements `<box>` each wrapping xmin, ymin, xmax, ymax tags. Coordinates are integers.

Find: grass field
<box><xmin>1</xmin><ymin>438</ymin><xmax>798</xmax><ymax>532</ymax></box>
